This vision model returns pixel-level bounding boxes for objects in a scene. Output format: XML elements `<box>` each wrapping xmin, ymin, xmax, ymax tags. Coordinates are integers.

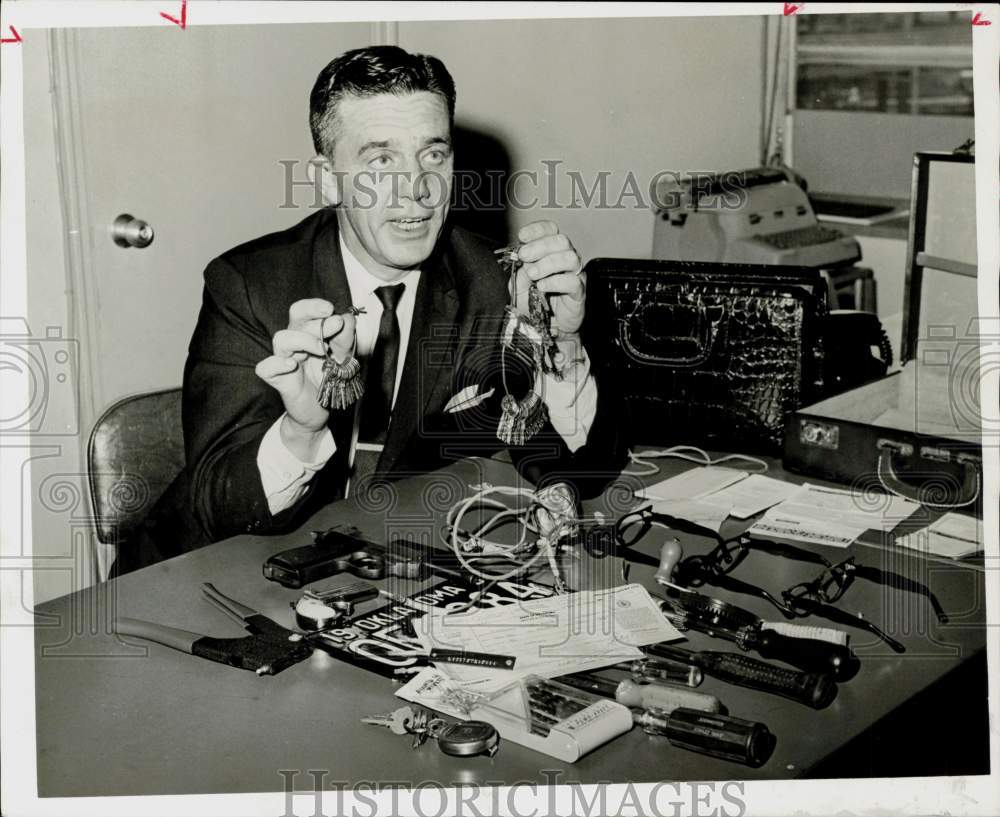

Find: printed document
<box><xmin>413</xmin><ymin>584</ymin><xmax>683</xmax><ymax>694</ymax></box>
<box><xmin>698</xmin><ymin>474</ymin><xmax>801</xmax><ymax>518</ymax></box>
<box><xmin>894</xmin><ymin>513</ymin><xmax>982</xmax><ymax>559</ymax></box>
<box><xmin>749</xmin><ymin>483</ymin><xmax>921</xmax><ymax>547</ymax></box>
<box><xmin>637</xmin><ymin>467</ymin><xmax>747</xmax><ymax>502</ymax></box>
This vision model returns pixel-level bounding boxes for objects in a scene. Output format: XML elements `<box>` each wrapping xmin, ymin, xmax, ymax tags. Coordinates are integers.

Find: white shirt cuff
<box><xmin>256</xmin><ymin>415</ymin><xmax>336</xmax><ymax>515</ymax></box>
<box><xmin>538</xmin><ymin>350</ymin><xmax>598</xmax><ymax>453</ymax></box>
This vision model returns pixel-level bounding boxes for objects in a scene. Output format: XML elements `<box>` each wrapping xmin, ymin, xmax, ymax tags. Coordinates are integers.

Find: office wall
<box><xmin>399</xmin><ymin>16</ymin><xmax>766</xmax><ymax>261</ymax></box>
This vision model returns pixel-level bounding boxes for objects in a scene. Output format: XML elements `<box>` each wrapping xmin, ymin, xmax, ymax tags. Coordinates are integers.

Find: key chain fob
<box><xmin>432</xmin><ymin>720</ymin><xmax>500</xmax><ymax>757</ymax></box>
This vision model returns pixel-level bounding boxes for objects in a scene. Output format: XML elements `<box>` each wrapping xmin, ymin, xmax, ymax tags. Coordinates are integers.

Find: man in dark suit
<box><xmin>115</xmin><ymin>46</ymin><xmax>622</xmax><ymax>574</ymax></box>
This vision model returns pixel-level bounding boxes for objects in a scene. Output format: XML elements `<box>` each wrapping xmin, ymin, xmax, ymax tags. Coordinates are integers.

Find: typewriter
<box><xmin>652</xmin><ymin>166</ymin><xmax>861</xmax><ymax>269</ymax></box>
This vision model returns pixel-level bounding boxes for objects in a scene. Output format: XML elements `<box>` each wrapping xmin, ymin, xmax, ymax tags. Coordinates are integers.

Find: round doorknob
<box><xmin>111</xmin><ymin>214</ymin><xmax>154</xmax><ymax>248</ymax></box>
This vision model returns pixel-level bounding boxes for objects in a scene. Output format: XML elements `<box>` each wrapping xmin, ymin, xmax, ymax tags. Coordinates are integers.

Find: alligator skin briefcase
<box><xmin>585</xmin><ymin>258</ymin><xmax>828</xmax><ymax>453</ymax></box>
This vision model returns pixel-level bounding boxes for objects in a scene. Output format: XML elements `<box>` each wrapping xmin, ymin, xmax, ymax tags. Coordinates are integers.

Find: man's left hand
<box><xmin>511</xmin><ymin>220</ymin><xmax>585</xmax><ymax>336</ymax></box>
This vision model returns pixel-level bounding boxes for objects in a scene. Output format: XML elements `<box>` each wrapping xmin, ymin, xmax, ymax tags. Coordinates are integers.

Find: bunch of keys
<box><xmin>361</xmin><ymin>705</ymin><xmax>500</xmax><ymax>757</ymax></box>
<box><xmin>316</xmin><ymin>305</ymin><xmax>367</xmax><ymax>410</ymax></box>
<box><xmin>495</xmin><ymin>244</ymin><xmax>563</xmax><ymax>380</ymax></box>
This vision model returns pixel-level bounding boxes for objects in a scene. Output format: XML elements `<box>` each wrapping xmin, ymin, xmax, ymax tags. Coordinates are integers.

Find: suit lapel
<box><xmin>310</xmin><ymin>212</ymin><xmax>356</xmax><ymax>457</ymax></box>
<box><xmin>378</xmin><ymin>244</ymin><xmax>460</xmax><ymax>472</ymax></box>
<box><xmin>311</xmin><ymin>209</ymin><xmax>352</xmax><ymax>313</ymax></box>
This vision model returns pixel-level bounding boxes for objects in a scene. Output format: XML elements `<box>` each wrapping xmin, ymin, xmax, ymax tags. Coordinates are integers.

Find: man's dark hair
<box><xmin>309</xmin><ymin>45</ymin><xmax>456</xmax><ymax>159</ymax></box>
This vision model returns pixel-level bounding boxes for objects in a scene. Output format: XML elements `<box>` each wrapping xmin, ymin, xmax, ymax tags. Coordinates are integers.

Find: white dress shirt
<box><xmin>257</xmin><ymin>236</ymin><xmax>598</xmax><ymax>514</ymax></box>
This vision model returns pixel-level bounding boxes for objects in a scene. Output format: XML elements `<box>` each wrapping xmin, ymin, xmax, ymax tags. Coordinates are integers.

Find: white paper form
<box><xmin>698</xmin><ymin>474</ymin><xmax>801</xmax><ymax>519</ymax></box>
<box><xmin>749</xmin><ymin>483</ymin><xmax>921</xmax><ymax>548</ymax></box>
<box><xmin>645</xmin><ymin>498</ymin><xmax>732</xmax><ymax>534</ymax></box>
<box><xmin>413</xmin><ymin>584</ymin><xmax>683</xmax><ymax>695</ymax></box>
<box><xmin>637</xmin><ymin>467</ymin><xmax>748</xmax><ymax>502</ymax></box>
<box><xmin>894</xmin><ymin>513</ymin><xmax>983</xmax><ymax>559</ymax></box>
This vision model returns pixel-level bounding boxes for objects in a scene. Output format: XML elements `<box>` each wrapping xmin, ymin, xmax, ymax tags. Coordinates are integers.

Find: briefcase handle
<box><xmin>618</xmin><ymin>299</ymin><xmax>726</xmax><ymax>368</ymax></box>
<box><xmin>875</xmin><ymin>441</ymin><xmax>981</xmax><ymax>509</ymax></box>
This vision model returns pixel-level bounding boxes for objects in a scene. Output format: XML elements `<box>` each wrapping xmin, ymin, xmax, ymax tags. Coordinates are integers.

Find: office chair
<box><xmin>87</xmin><ymin>388</ymin><xmax>185</xmax><ymax>558</ymax></box>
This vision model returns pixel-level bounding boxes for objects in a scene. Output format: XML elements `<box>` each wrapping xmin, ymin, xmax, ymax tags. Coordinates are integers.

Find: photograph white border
<box><xmin>1</xmin><ymin>2</ymin><xmax>997</xmax><ymax>815</ymax></box>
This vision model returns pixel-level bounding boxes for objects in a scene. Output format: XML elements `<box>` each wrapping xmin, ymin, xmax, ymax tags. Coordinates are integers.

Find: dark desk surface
<box><xmin>34</xmin><ymin>455</ymin><xmax>988</xmax><ymax>797</ymax></box>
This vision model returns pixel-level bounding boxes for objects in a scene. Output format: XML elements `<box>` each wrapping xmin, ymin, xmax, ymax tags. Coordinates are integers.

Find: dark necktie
<box><xmin>359</xmin><ymin>282</ymin><xmax>405</xmax><ymax>444</ymax></box>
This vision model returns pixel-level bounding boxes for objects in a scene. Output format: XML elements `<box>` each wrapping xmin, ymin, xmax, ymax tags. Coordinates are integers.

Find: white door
<box><xmin>67</xmin><ymin>22</ymin><xmax>374</xmax><ymax>404</ymax></box>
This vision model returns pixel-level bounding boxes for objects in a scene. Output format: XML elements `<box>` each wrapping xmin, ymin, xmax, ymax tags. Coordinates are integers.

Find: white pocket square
<box><xmin>445</xmin><ymin>385</ymin><xmax>495</xmax><ymax>414</ymax></box>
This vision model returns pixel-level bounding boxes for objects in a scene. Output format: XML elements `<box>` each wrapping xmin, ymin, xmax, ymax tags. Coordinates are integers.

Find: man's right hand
<box><xmin>255</xmin><ymin>298</ymin><xmax>356</xmax><ymax>460</ymax></box>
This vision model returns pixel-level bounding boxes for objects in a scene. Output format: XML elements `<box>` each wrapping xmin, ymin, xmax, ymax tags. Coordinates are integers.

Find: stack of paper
<box><xmin>700</xmin><ymin>474</ymin><xmax>801</xmax><ymax>519</ymax></box>
<box><xmin>637</xmin><ymin>466</ymin><xmax>747</xmax><ymax>502</ymax></box>
<box><xmin>636</xmin><ymin>467</ymin><xmax>803</xmax><ymax>530</ymax></box>
<box><xmin>894</xmin><ymin>513</ymin><xmax>983</xmax><ymax>559</ymax></box>
<box><xmin>644</xmin><ymin>498</ymin><xmax>733</xmax><ymax>534</ymax></box>
<box><xmin>410</xmin><ymin>584</ymin><xmax>683</xmax><ymax>696</ymax></box>
<box><xmin>749</xmin><ymin>483</ymin><xmax>921</xmax><ymax>548</ymax></box>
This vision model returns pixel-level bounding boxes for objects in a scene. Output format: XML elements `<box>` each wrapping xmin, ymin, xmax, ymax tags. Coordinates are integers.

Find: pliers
<box><xmin>115</xmin><ymin>583</ymin><xmax>314</xmax><ymax>675</ymax></box>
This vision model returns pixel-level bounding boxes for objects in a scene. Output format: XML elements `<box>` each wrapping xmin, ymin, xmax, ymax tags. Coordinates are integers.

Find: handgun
<box><xmin>263</xmin><ymin>526</ymin><xmax>462</xmax><ymax>589</ymax></box>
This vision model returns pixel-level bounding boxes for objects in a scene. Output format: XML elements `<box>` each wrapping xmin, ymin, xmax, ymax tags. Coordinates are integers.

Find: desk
<box><xmin>34</xmin><ymin>455</ymin><xmax>988</xmax><ymax>797</ymax></box>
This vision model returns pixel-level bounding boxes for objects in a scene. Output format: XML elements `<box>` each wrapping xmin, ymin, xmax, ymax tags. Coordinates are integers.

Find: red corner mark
<box><xmin>1</xmin><ymin>25</ymin><xmax>22</xmax><ymax>44</ymax></box>
<box><xmin>783</xmin><ymin>2</ymin><xmax>804</xmax><ymax>15</ymax></box>
<box><xmin>971</xmin><ymin>12</ymin><xmax>991</xmax><ymax>25</ymax></box>
<box><xmin>160</xmin><ymin>0</ymin><xmax>187</xmax><ymax>29</ymax></box>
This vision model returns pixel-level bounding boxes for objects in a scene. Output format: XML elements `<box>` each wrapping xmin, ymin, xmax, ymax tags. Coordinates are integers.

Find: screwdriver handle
<box><xmin>627</xmin><ymin>659</ymin><xmax>704</xmax><ymax>688</ymax></box>
<box><xmin>700</xmin><ymin>650</ymin><xmax>837</xmax><ymax>709</ymax></box>
<box><xmin>615</xmin><ymin>678</ymin><xmax>723</xmax><ymax>714</ymax></box>
<box><xmin>753</xmin><ymin>629</ymin><xmax>860</xmax><ymax>682</ymax></box>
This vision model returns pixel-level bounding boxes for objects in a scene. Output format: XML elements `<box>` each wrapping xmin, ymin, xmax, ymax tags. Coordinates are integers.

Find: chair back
<box><xmin>87</xmin><ymin>388</ymin><xmax>184</xmax><ymax>545</ymax></box>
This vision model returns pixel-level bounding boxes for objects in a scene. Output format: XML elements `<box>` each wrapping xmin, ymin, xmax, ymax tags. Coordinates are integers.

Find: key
<box><xmin>360</xmin><ymin>705</ymin><xmax>413</xmax><ymax>736</ymax></box>
<box><xmin>408</xmin><ymin>709</ymin><xmax>437</xmax><ymax>749</ymax></box>
<box><xmin>407</xmin><ymin>709</ymin><xmax>429</xmax><ymax>748</ymax></box>
<box><xmin>415</xmin><ymin>715</ymin><xmax>450</xmax><ymax>749</ymax></box>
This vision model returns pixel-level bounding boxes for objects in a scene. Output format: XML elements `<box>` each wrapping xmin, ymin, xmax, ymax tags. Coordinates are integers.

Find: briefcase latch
<box><xmin>876</xmin><ymin>438</ymin><xmax>914</xmax><ymax>457</ymax></box>
<box><xmin>799</xmin><ymin>419</ymin><xmax>839</xmax><ymax>450</ymax></box>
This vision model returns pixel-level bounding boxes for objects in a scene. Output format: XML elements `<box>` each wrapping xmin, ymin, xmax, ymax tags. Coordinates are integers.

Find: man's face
<box><xmin>325</xmin><ymin>91</ymin><xmax>453</xmax><ymax>280</ymax></box>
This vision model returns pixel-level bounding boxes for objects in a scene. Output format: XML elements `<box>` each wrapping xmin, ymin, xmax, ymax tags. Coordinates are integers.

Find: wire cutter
<box><xmin>115</xmin><ymin>583</ymin><xmax>314</xmax><ymax>675</ymax></box>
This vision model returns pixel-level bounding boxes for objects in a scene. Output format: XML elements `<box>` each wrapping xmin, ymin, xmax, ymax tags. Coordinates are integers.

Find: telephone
<box><xmin>821</xmin><ymin>310</ymin><xmax>893</xmax><ymax>397</ymax></box>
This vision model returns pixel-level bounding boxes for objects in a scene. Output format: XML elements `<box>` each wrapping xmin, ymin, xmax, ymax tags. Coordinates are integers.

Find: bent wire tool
<box><xmin>115</xmin><ymin>582</ymin><xmax>314</xmax><ymax>676</ymax></box>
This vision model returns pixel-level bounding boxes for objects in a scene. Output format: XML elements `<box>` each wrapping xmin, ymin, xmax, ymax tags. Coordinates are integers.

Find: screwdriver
<box><xmin>654</xmin><ymin>539</ymin><xmax>860</xmax><ymax>681</ymax></box>
<box><xmin>634</xmin><ymin>707</ymin><xmax>776</xmax><ymax>767</ymax></box>
<box><xmin>558</xmin><ymin>672</ymin><xmax>723</xmax><ymax>714</ymax></box>
<box><xmin>616</xmin><ymin>657</ymin><xmax>704</xmax><ymax>688</ymax></box>
<box><xmin>644</xmin><ymin>642</ymin><xmax>837</xmax><ymax>709</ymax></box>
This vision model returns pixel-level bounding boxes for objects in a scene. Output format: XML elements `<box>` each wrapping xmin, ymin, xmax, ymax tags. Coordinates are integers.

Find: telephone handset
<box><xmin>821</xmin><ymin>310</ymin><xmax>893</xmax><ymax>396</ymax></box>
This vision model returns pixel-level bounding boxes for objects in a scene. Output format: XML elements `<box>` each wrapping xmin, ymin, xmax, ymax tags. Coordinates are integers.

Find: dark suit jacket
<box><xmin>115</xmin><ymin>209</ymin><xmax>624</xmax><ymax>574</ymax></box>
